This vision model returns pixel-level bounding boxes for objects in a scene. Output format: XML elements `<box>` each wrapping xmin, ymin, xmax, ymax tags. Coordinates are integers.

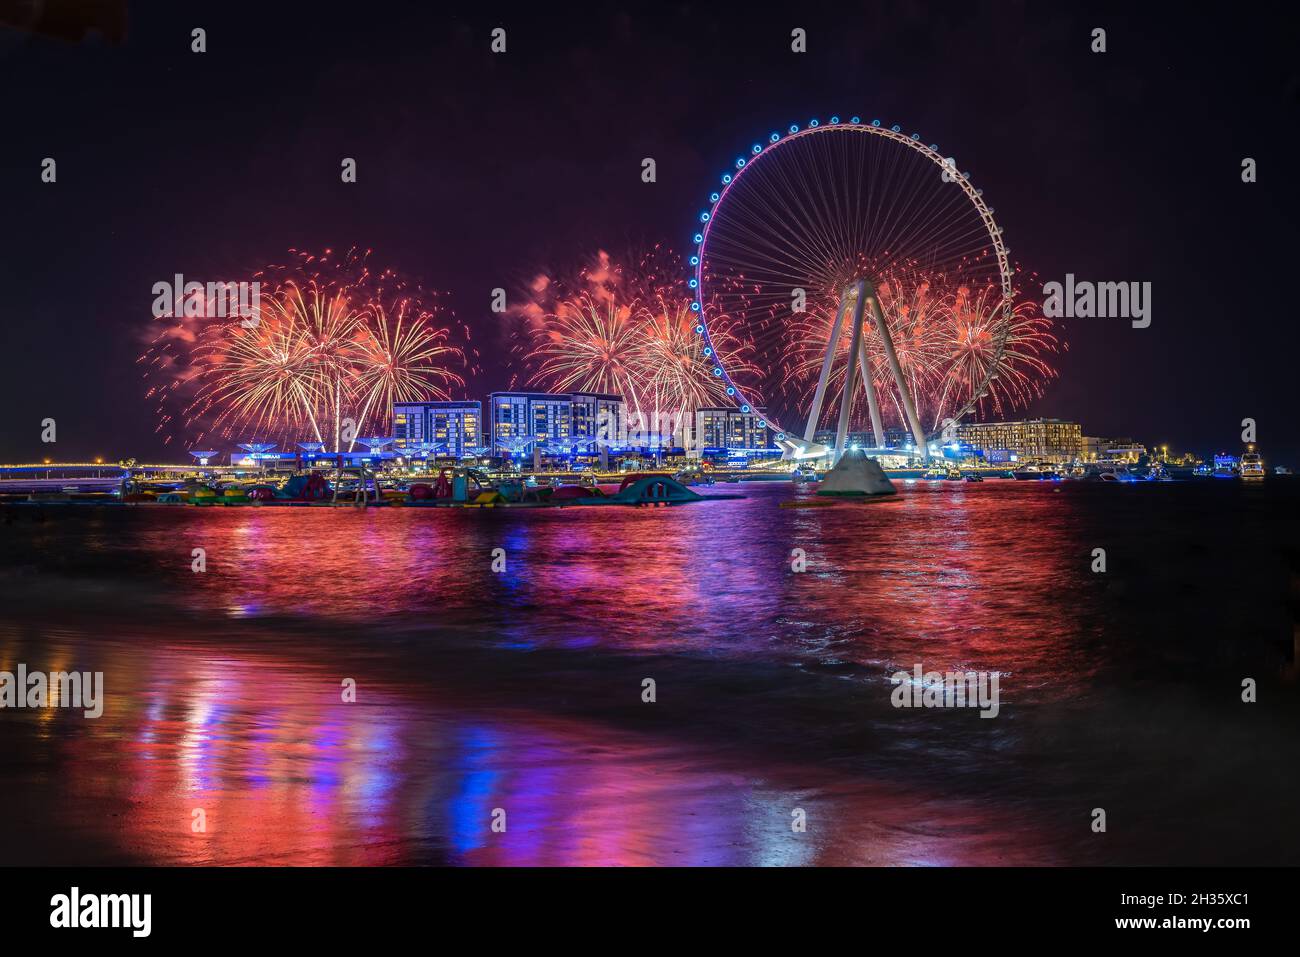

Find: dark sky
<box><xmin>1</xmin><ymin>1</ymin><xmax>1297</xmax><ymax>462</ymax></box>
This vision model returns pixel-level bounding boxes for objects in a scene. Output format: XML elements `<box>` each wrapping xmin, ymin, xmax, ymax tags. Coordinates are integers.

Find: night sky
<box><xmin>1</xmin><ymin>1</ymin><xmax>1297</xmax><ymax>462</ymax></box>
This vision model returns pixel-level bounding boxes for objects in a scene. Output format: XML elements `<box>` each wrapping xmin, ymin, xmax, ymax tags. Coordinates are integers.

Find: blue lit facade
<box><xmin>569</xmin><ymin>392</ymin><xmax>624</xmax><ymax>451</ymax></box>
<box><xmin>490</xmin><ymin>391</ymin><xmax>626</xmax><ymax>455</ymax></box>
<box><xmin>393</xmin><ymin>400</ymin><xmax>482</xmax><ymax>457</ymax></box>
<box><xmin>694</xmin><ymin>407</ymin><xmax>773</xmax><ymax>452</ymax></box>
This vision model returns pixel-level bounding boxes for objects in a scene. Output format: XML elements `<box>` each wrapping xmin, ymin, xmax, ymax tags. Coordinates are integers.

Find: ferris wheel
<box><xmin>688</xmin><ymin>116</ymin><xmax>1014</xmax><ymax>462</ymax></box>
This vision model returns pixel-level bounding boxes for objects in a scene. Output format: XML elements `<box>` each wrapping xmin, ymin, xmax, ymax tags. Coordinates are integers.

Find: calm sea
<box><xmin>1</xmin><ymin>479</ymin><xmax>1298</xmax><ymax>865</ymax></box>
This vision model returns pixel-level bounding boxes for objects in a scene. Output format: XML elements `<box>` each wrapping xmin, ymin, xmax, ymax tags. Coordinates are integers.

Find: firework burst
<box><xmin>938</xmin><ymin>280</ymin><xmax>1060</xmax><ymax>421</ymax></box>
<box><xmin>779</xmin><ymin>263</ymin><xmax>1060</xmax><ymax>437</ymax></box>
<box><xmin>531</xmin><ymin>291</ymin><xmax>643</xmax><ymax>400</ymax></box>
<box><xmin>140</xmin><ymin>249</ymin><xmax>470</xmax><ymax>450</ymax></box>
<box><xmin>632</xmin><ymin>295</ymin><xmax>742</xmax><ymax>429</ymax></box>
<box><xmin>350</xmin><ymin>297</ymin><xmax>466</xmax><ymax>442</ymax></box>
<box><xmin>516</xmin><ymin>247</ymin><xmax>756</xmax><ymax>439</ymax></box>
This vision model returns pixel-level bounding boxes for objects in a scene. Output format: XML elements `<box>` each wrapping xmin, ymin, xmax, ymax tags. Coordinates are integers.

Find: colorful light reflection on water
<box><xmin>1</xmin><ymin>480</ymin><xmax>1298</xmax><ymax>865</ymax></box>
<box><xmin>0</xmin><ymin>637</ymin><xmax>1056</xmax><ymax>865</ymax></box>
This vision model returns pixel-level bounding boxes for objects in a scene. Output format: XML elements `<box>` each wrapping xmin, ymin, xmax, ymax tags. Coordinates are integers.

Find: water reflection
<box><xmin>3</xmin><ymin>481</ymin><xmax>1296</xmax><ymax>865</ymax></box>
<box><xmin>73</xmin><ymin>483</ymin><xmax>1104</xmax><ymax>701</ymax></box>
<box><xmin>0</xmin><ymin>629</ymin><xmax>1060</xmax><ymax>865</ymax></box>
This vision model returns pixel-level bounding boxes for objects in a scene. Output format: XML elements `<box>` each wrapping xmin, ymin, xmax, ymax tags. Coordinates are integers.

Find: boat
<box><xmin>1011</xmin><ymin>463</ymin><xmax>1059</xmax><ymax>480</ymax></box>
<box><xmin>1075</xmin><ymin>463</ymin><xmax>1136</xmax><ymax>482</ymax></box>
<box><xmin>1100</xmin><ymin>465</ymin><xmax>1138</xmax><ymax>482</ymax></box>
<box><xmin>1212</xmin><ymin>454</ymin><xmax>1239</xmax><ymax>479</ymax></box>
<box><xmin>1241</xmin><ymin>451</ymin><xmax>1265</xmax><ymax>479</ymax></box>
<box><xmin>674</xmin><ymin>467</ymin><xmax>716</xmax><ymax>487</ymax></box>
<box><xmin>1275</xmin><ymin>466</ymin><xmax>1293</xmax><ymax>476</ymax></box>
<box><xmin>962</xmin><ymin>472</ymin><xmax>983</xmax><ymax>483</ymax></box>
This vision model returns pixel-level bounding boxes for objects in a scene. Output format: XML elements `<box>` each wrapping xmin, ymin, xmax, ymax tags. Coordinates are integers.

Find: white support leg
<box><xmin>803</xmin><ymin>289</ymin><xmax>852</xmax><ymax>443</ymax></box>
<box><xmin>833</xmin><ymin>285</ymin><xmax>867</xmax><ymax>461</ymax></box>
<box><xmin>856</xmin><ymin>325</ymin><xmax>885</xmax><ymax>449</ymax></box>
<box><xmin>864</xmin><ymin>281</ymin><xmax>929</xmax><ymax>463</ymax></box>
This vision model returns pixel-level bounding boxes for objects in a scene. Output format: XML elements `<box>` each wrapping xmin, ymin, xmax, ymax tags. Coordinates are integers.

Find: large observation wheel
<box><xmin>688</xmin><ymin>116</ymin><xmax>1014</xmax><ymax>461</ymax></box>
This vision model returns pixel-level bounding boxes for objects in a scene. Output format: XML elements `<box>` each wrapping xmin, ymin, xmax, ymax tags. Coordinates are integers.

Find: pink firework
<box><xmin>140</xmin><ymin>248</ymin><xmax>471</xmax><ymax>450</ymax></box>
<box><xmin>516</xmin><ymin>247</ymin><xmax>758</xmax><ymax>434</ymax></box>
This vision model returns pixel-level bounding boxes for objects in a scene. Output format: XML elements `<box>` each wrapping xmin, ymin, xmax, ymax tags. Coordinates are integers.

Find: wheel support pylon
<box><xmin>801</xmin><ymin>279</ymin><xmax>930</xmax><ymax>464</ymax></box>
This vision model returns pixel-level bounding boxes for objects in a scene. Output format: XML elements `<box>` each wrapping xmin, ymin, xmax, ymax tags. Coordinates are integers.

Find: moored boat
<box><xmin>1011</xmin><ymin>462</ymin><xmax>1059</xmax><ymax>480</ymax></box>
<box><xmin>1241</xmin><ymin>450</ymin><xmax>1265</xmax><ymax>479</ymax></box>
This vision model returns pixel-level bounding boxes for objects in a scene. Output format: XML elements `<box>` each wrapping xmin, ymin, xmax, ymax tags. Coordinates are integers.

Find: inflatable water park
<box><xmin>1</xmin><ymin>466</ymin><xmax>743</xmax><ymax>509</ymax></box>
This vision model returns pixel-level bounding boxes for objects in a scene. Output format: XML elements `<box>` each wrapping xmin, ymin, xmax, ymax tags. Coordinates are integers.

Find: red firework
<box><xmin>780</xmin><ymin>261</ymin><xmax>1060</xmax><ymax>434</ymax></box>
<box><xmin>139</xmin><ymin>248</ymin><xmax>474</xmax><ymax>450</ymax></box>
<box><xmin>513</xmin><ymin>246</ymin><xmax>757</xmax><ymax>435</ymax></box>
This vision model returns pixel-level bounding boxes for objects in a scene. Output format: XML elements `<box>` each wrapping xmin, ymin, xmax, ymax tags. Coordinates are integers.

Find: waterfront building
<box><xmin>489</xmin><ymin>392</ymin><xmax>534</xmax><ymax>453</ymax></box>
<box><xmin>694</xmin><ymin>407</ymin><xmax>774</xmax><ymax>453</ymax></box>
<box><xmin>1082</xmin><ymin>436</ymin><xmax>1146</xmax><ymax>463</ymax></box>
<box><xmin>1101</xmin><ymin>441</ymin><xmax>1146</xmax><ymax>463</ymax></box>
<box><xmin>393</xmin><ymin>400</ymin><xmax>482</xmax><ymax>457</ymax></box>
<box><xmin>569</xmin><ymin>392</ymin><xmax>625</xmax><ymax>451</ymax></box>
<box><xmin>956</xmin><ymin>418</ymin><xmax>1083</xmax><ymax>464</ymax></box>
<box><xmin>489</xmin><ymin>391</ymin><xmax>627</xmax><ymax>455</ymax></box>
<box><xmin>811</xmin><ymin>427</ymin><xmax>912</xmax><ymax>450</ymax></box>
<box><xmin>882</xmin><ymin>427</ymin><xmax>912</xmax><ymax>449</ymax></box>
<box><xmin>528</xmin><ymin>394</ymin><xmax>572</xmax><ymax>446</ymax></box>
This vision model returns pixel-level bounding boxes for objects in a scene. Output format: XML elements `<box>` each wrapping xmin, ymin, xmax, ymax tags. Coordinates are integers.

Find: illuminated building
<box><xmin>392</xmin><ymin>401</ymin><xmax>481</xmax><ymax>457</ymax></box>
<box><xmin>694</xmin><ymin>407</ymin><xmax>773</xmax><ymax>453</ymax></box>
<box><xmin>812</xmin><ymin>427</ymin><xmax>911</xmax><ymax>450</ymax></box>
<box><xmin>529</xmin><ymin>394</ymin><xmax>571</xmax><ymax>446</ymax></box>
<box><xmin>489</xmin><ymin>392</ymin><xmax>626</xmax><ymax>455</ymax></box>
<box><xmin>956</xmin><ymin>418</ymin><xmax>1083</xmax><ymax>463</ymax></box>
<box><xmin>569</xmin><ymin>392</ymin><xmax>625</xmax><ymax>452</ymax></box>
<box><xmin>1082</xmin><ymin>436</ymin><xmax>1147</xmax><ymax>463</ymax></box>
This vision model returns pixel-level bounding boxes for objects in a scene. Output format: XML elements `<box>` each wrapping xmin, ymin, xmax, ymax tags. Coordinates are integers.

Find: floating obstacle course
<box><xmin>3</xmin><ymin>467</ymin><xmax>739</xmax><ymax>510</ymax></box>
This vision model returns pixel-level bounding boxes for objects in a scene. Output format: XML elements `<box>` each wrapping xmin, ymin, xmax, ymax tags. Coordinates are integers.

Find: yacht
<box><xmin>1011</xmin><ymin>462</ymin><xmax>1059</xmax><ymax>480</ymax></box>
<box><xmin>1099</xmin><ymin>467</ymin><xmax>1134</xmax><ymax>483</ymax></box>
<box><xmin>1083</xmin><ymin>463</ymin><xmax>1138</xmax><ymax>483</ymax></box>
<box><xmin>1240</xmin><ymin>451</ymin><xmax>1265</xmax><ymax>479</ymax></box>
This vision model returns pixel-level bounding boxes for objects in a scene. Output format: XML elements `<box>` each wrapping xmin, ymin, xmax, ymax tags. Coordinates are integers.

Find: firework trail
<box><xmin>514</xmin><ymin>246</ymin><xmax>755</xmax><ymax>442</ymax></box>
<box><xmin>938</xmin><ymin>279</ymin><xmax>1060</xmax><ymax>421</ymax></box>
<box><xmin>140</xmin><ymin>249</ymin><xmax>470</xmax><ymax>451</ymax></box>
<box><xmin>780</xmin><ymin>262</ymin><xmax>1060</xmax><ymax>436</ymax></box>
<box><xmin>531</xmin><ymin>291</ymin><xmax>643</xmax><ymax>402</ymax></box>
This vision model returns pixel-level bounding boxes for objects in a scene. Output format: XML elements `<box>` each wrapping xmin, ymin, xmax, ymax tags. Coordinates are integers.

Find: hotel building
<box><xmin>1082</xmin><ymin>436</ymin><xmax>1147</xmax><ymax>463</ymax></box>
<box><xmin>392</xmin><ymin>400</ymin><xmax>482</xmax><ymax>457</ymax></box>
<box><xmin>570</xmin><ymin>392</ymin><xmax>626</xmax><ymax>450</ymax></box>
<box><xmin>489</xmin><ymin>391</ymin><xmax>626</xmax><ymax>454</ymax></box>
<box><xmin>694</xmin><ymin>407</ymin><xmax>774</xmax><ymax>453</ymax></box>
<box><xmin>811</xmin><ymin>427</ymin><xmax>912</xmax><ymax>450</ymax></box>
<box><xmin>956</xmin><ymin>418</ymin><xmax>1083</xmax><ymax>463</ymax></box>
